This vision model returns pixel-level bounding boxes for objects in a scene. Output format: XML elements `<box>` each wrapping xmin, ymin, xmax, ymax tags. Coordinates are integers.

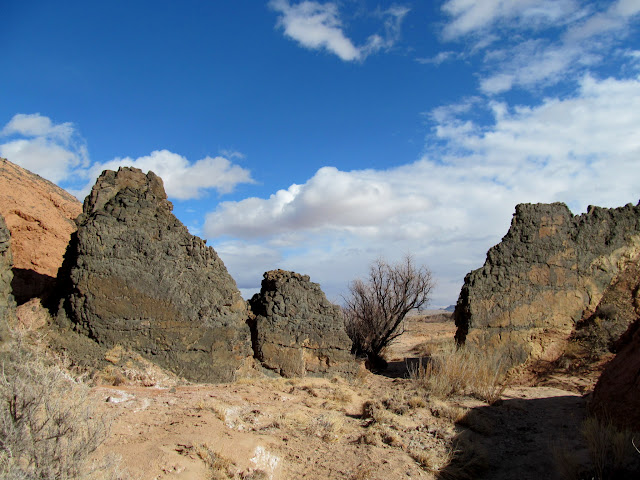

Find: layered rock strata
<box><xmin>249</xmin><ymin>270</ymin><xmax>358</xmax><ymax>377</ymax></box>
<box><xmin>0</xmin><ymin>214</ymin><xmax>15</xmax><ymax>347</ymax></box>
<box><xmin>454</xmin><ymin>202</ymin><xmax>640</xmax><ymax>365</ymax></box>
<box><xmin>0</xmin><ymin>158</ymin><xmax>82</xmax><ymax>303</ymax></box>
<box><xmin>61</xmin><ymin>167</ymin><xmax>252</xmax><ymax>383</ymax></box>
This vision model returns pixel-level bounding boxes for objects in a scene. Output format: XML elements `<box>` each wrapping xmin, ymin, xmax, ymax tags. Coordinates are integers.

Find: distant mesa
<box><xmin>454</xmin><ymin>201</ymin><xmax>640</xmax><ymax>367</ymax></box>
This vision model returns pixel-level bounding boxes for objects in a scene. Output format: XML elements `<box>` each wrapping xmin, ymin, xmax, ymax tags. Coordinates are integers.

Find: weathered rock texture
<box><xmin>61</xmin><ymin>167</ymin><xmax>252</xmax><ymax>383</ymax></box>
<box><xmin>571</xmin><ymin>259</ymin><xmax>640</xmax><ymax>358</ymax></box>
<box><xmin>591</xmin><ymin>318</ymin><xmax>640</xmax><ymax>431</ymax></box>
<box><xmin>454</xmin><ymin>202</ymin><xmax>640</xmax><ymax>365</ymax></box>
<box><xmin>249</xmin><ymin>270</ymin><xmax>358</xmax><ymax>377</ymax></box>
<box><xmin>0</xmin><ymin>214</ymin><xmax>15</xmax><ymax>347</ymax></box>
<box><xmin>0</xmin><ymin>158</ymin><xmax>82</xmax><ymax>303</ymax></box>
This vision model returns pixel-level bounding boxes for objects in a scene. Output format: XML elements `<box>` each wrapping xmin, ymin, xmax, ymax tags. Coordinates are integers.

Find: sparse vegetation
<box><xmin>343</xmin><ymin>255</ymin><xmax>435</xmax><ymax>368</ymax></box>
<box><xmin>0</xmin><ymin>345</ymin><xmax>119</xmax><ymax>480</ymax></box>
<box><xmin>581</xmin><ymin>416</ymin><xmax>637</xmax><ymax>480</ymax></box>
<box><xmin>409</xmin><ymin>342</ymin><xmax>508</xmax><ymax>404</ymax></box>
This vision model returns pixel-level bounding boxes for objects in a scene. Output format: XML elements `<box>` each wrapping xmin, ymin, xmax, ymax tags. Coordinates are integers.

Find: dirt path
<box><xmin>440</xmin><ymin>385</ymin><xmax>589</xmax><ymax>480</ymax></box>
<box><xmin>85</xmin><ymin>313</ymin><xmax>638</xmax><ymax>479</ymax></box>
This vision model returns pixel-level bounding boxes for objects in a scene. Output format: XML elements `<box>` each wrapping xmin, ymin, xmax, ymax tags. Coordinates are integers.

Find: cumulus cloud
<box><xmin>208</xmin><ymin>75</ymin><xmax>640</xmax><ymax>305</ymax></box>
<box><xmin>205</xmin><ymin>165</ymin><xmax>428</xmax><ymax>238</ymax></box>
<box><xmin>84</xmin><ymin>150</ymin><xmax>253</xmax><ymax>200</ymax></box>
<box><xmin>1</xmin><ymin>113</ymin><xmax>253</xmax><ymax>201</ymax></box>
<box><xmin>0</xmin><ymin>113</ymin><xmax>88</xmax><ymax>184</ymax></box>
<box><xmin>440</xmin><ymin>0</ymin><xmax>640</xmax><ymax>94</ymax></box>
<box><xmin>269</xmin><ymin>0</ymin><xmax>409</xmax><ymax>61</ymax></box>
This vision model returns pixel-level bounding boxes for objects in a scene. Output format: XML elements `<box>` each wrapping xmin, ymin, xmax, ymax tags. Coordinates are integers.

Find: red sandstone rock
<box><xmin>591</xmin><ymin>319</ymin><xmax>640</xmax><ymax>431</ymax></box>
<box><xmin>0</xmin><ymin>158</ymin><xmax>82</xmax><ymax>302</ymax></box>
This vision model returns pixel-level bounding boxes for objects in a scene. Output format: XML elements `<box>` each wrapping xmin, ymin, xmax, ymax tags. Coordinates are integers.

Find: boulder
<box><xmin>0</xmin><ymin>158</ymin><xmax>82</xmax><ymax>303</ymax></box>
<box><xmin>0</xmin><ymin>214</ymin><xmax>15</xmax><ymax>347</ymax></box>
<box><xmin>454</xmin><ymin>202</ymin><xmax>640</xmax><ymax>366</ymax></box>
<box><xmin>61</xmin><ymin>167</ymin><xmax>252</xmax><ymax>383</ymax></box>
<box><xmin>249</xmin><ymin>270</ymin><xmax>358</xmax><ymax>377</ymax></box>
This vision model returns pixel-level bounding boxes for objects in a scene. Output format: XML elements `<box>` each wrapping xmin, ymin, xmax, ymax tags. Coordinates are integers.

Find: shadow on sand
<box><xmin>437</xmin><ymin>392</ymin><xmax>640</xmax><ymax>480</ymax></box>
<box><xmin>374</xmin><ymin>356</ymin><xmax>428</xmax><ymax>379</ymax></box>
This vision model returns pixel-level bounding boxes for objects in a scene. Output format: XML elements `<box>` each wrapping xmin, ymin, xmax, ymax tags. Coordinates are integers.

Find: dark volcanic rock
<box><xmin>591</xmin><ymin>318</ymin><xmax>640</xmax><ymax>431</ymax></box>
<box><xmin>61</xmin><ymin>167</ymin><xmax>252</xmax><ymax>383</ymax></box>
<box><xmin>454</xmin><ymin>202</ymin><xmax>640</xmax><ymax>365</ymax></box>
<box><xmin>0</xmin><ymin>214</ymin><xmax>15</xmax><ymax>347</ymax></box>
<box><xmin>249</xmin><ymin>270</ymin><xmax>358</xmax><ymax>377</ymax></box>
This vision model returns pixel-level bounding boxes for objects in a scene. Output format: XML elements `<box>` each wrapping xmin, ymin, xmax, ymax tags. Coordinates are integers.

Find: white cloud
<box><xmin>205</xmin><ymin>166</ymin><xmax>428</xmax><ymax>238</ymax></box>
<box><xmin>441</xmin><ymin>0</ymin><xmax>578</xmax><ymax>40</ymax></box>
<box><xmin>1</xmin><ymin>113</ymin><xmax>253</xmax><ymax>201</ymax></box>
<box><xmin>0</xmin><ymin>113</ymin><xmax>88</xmax><ymax>184</ymax></box>
<box><xmin>84</xmin><ymin>150</ymin><xmax>253</xmax><ymax>200</ymax></box>
<box><xmin>207</xmin><ymin>75</ymin><xmax>640</xmax><ymax>306</ymax></box>
<box><xmin>440</xmin><ymin>0</ymin><xmax>640</xmax><ymax>94</ymax></box>
<box><xmin>269</xmin><ymin>0</ymin><xmax>408</xmax><ymax>61</ymax></box>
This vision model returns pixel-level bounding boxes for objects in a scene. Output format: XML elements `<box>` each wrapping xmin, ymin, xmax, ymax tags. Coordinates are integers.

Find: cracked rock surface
<box><xmin>61</xmin><ymin>167</ymin><xmax>253</xmax><ymax>383</ymax></box>
<box><xmin>249</xmin><ymin>269</ymin><xmax>358</xmax><ymax>377</ymax></box>
<box><xmin>454</xmin><ymin>202</ymin><xmax>640</xmax><ymax>366</ymax></box>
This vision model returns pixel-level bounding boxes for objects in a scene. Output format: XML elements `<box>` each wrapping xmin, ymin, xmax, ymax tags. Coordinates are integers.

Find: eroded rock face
<box><xmin>454</xmin><ymin>202</ymin><xmax>640</xmax><ymax>365</ymax></box>
<box><xmin>571</xmin><ymin>259</ymin><xmax>640</xmax><ymax>358</ymax></box>
<box><xmin>62</xmin><ymin>167</ymin><xmax>252</xmax><ymax>383</ymax></box>
<box><xmin>0</xmin><ymin>158</ymin><xmax>82</xmax><ymax>303</ymax></box>
<box><xmin>591</xmin><ymin>318</ymin><xmax>640</xmax><ymax>431</ymax></box>
<box><xmin>0</xmin><ymin>214</ymin><xmax>15</xmax><ymax>346</ymax></box>
<box><xmin>249</xmin><ymin>270</ymin><xmax>358</xmax><ymax>377</ymax></box>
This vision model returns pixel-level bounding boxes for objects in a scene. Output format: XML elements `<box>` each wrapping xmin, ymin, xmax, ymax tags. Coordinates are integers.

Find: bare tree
<box><xmin>343</xmin><ymin>256</ymin><xmax>434</xmax><ymax>368</ymax></box>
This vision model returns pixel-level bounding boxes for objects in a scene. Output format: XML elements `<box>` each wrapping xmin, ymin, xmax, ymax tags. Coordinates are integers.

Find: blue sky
<box><xmin>2</xmin><ymin>1</ymin><xmax>640</xmax><ymax>306</ymax></box>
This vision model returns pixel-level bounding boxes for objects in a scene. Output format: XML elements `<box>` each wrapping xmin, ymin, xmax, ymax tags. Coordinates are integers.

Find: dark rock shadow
<box><xmin>375</xmin><ymin>356</ymin><xmax>428</xmax><ymax>379</ymax></box>
<box><xmin>11</xmin><ymin>268</ymin><xmax>56</xmax><ymax>305</ymax></box>
<box><xmin>438</xmin><ymin>393</ymin><xmax>640</xmax><ymax>480</ymax></box>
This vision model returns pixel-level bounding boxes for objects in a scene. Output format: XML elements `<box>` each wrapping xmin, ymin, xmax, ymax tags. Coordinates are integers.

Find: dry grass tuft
<box><xmin>307</xmin><ymin>413</ymin><xmax>345</xmax><ymax>442</ymax></box>
<box><xmin>581</xmin><ymin>416</ymin><xmax>637</xmax><ymax>480</ymax></box>
<box><xmin>417</xmin><ymin>433</ymin><xmax>489</xmax><ymax>480</ymax></box>
<box><xmin>409</xmin><ymin>343</ymin><xmax>508</xmax><ymax>403</ymax></box>
<box><xmin>430</xmin><ymin>399</ymin><xmax>469</xmax><ymax>425</ymax></box>
<box><xmin>180</xmin><ymin>443</ymin><xmax>236</xmax><ymax>480</ymax></box>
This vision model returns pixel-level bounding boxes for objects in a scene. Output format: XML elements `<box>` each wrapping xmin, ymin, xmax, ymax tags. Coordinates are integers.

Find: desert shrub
<box><xmin>409</xmin><ymin>343</ymin><xmax>508</xmax><ymax>403</ymax></box>
<box><xmin>343</xmin><ymin>256</ymin><xmax>434</xmax><ymax>368</ymax></box>
<box><xmin>0</xmin><ymin>347</ymin><xmax>116</xmax><ymax>479</ymax></box>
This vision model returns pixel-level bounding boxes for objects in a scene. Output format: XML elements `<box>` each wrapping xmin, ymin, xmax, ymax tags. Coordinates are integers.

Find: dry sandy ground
<box><xmin>71</xmin><ymin>313</ymin><xmax>636</xmax><ymax>479</ymax></box>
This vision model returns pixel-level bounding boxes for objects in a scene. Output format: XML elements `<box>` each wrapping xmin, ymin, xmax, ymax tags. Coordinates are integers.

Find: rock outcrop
<box><xmin>60</xmin><ymin>167</ymin><xmax>252</xmax><ymax>383</ymax></box>
<box><xmin>571</xmin><ymin>259</ymin><xmax>640</xmax><ymax>358</ymax></box>
<box><xmin>454</xmin><ymin>202</ymin><xmax>640</xmax><ymax>365</ymax></box>
<box><xmin>0</xmin><ymin>158</ymin><xmax>82</xmax><ymax>303</ymax></box>
<box><xmin>0</xmin><ymin>214</ymin><xmax>15</xmax><ymax>347</ymax></box>
<box><xmin>249</xmin><ymin>270</ymin><xmax>358</xmax><ymax>377</ymax></box>
<box><xmin>590</xmin><ymin>318</ymin><xmax>640</xmax><ymax>431</ymax></box>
